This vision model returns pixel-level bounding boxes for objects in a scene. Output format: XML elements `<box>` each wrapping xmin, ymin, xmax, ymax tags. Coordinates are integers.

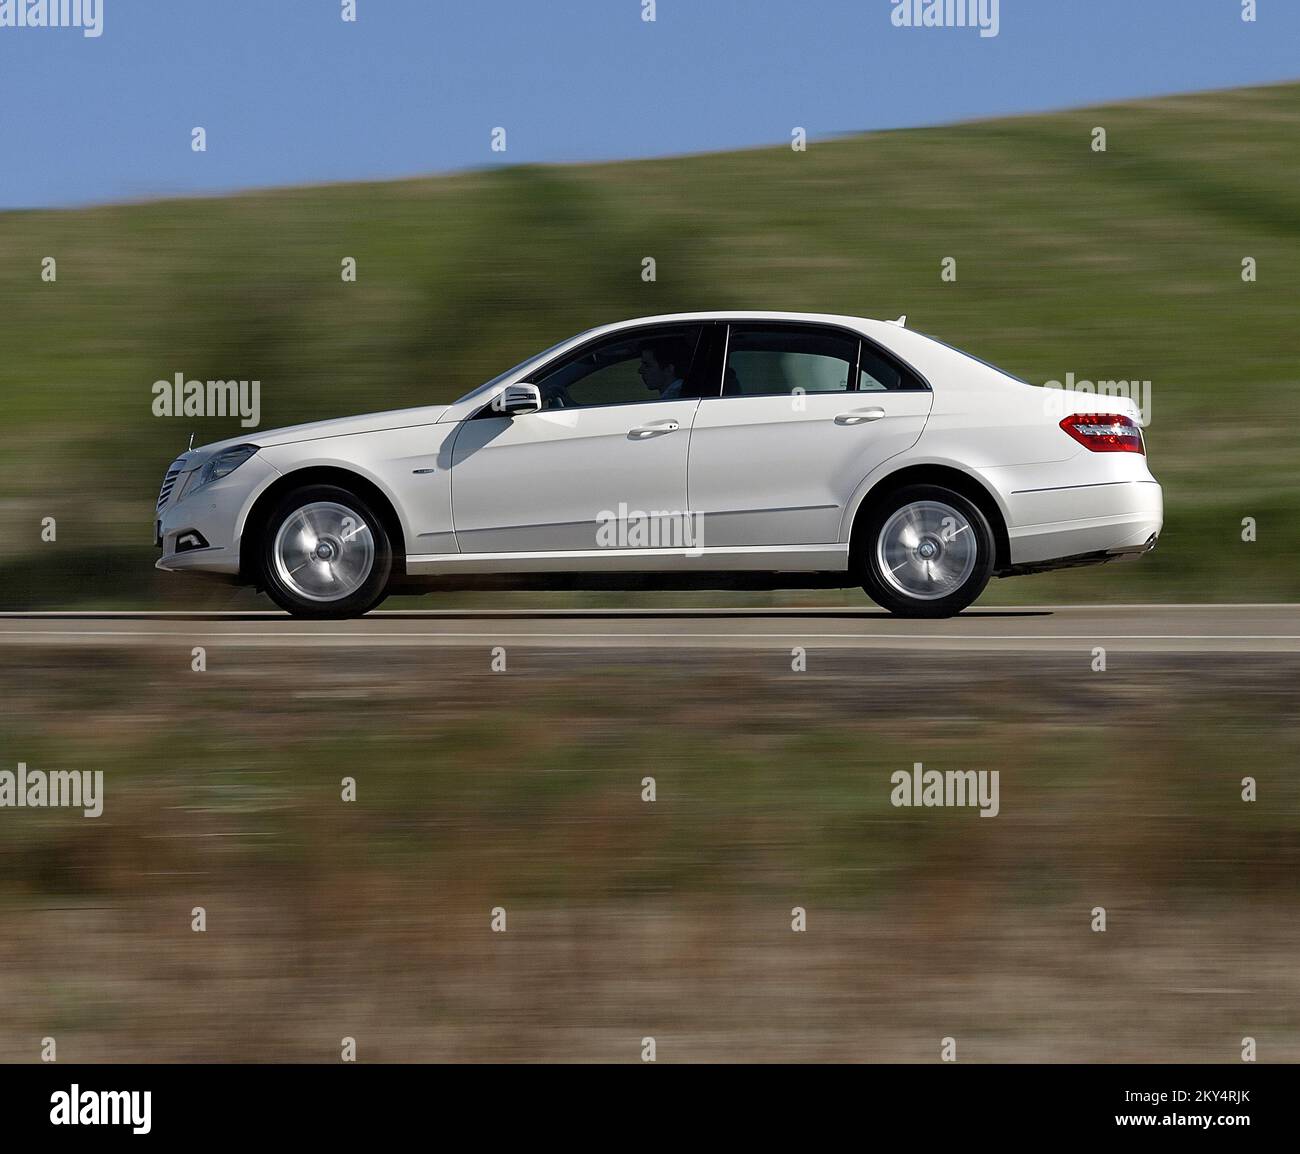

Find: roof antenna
<box><xmin>891</xmin><ymin>315</ymin><xmax>907</xmax><ymax>328</ymax></box>
<box><xmin>187</xmin><ymin>432</ymin><xmax>195</xmax><ymax>451</ymax></box>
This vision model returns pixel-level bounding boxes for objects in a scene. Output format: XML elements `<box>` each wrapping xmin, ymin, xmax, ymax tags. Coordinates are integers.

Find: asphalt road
<box><xmin>0</xmin><ymin>605</ymin><xmax>1295</xmax><ymax>652</ymax></box>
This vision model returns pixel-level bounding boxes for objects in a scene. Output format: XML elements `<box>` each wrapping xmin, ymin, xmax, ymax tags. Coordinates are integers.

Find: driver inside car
<box><xmin>538</xmin><ymin>335</ymin><xmax>694</xmax><ymax>409</ymax></box>
<box><xmin>637</xmin><ymin>338</ymin><xmax>691</xmax><ymax>399</ymax></box>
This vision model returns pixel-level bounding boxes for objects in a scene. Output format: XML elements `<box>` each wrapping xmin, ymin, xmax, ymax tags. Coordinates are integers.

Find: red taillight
<box><xmin>1059</xmin><ymin>412</ymin><xmax>1145</xmax><ymax>454</ymax></box>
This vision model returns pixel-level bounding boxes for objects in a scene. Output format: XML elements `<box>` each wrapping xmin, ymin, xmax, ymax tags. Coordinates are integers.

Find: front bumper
<box><xmin>155</xmin><ymin>455</ymin><xmax>279</xmax><ymax>577</ymax></box>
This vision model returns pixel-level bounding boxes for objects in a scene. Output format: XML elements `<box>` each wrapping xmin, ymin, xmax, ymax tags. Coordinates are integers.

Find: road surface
<box><xmin>0</xmin><ymin>605</ymin><xmax>1295</xmax><ymax>652</ymax></box>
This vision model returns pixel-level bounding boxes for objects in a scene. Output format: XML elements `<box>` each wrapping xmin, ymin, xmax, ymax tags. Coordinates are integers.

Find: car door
<box><xmin>687</xmin><ymin>322</ymin><xmax>933</xmax><ymax>547</ymax></box>
<box><xmin>449</xmin><ymin>324</ymin><xmax>707</xmax><ymax>555</ymax></box>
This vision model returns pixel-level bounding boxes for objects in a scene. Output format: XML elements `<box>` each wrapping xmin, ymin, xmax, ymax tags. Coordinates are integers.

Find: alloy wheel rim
<box><xmin>273</xmin><ymin>501</ymin><xmax>375</xmax><ymax>602</ymax></box>
<box><xmin>876</xmin><ymin>500</ymin><xmax>977</xmax><ymax>601</ymax></box>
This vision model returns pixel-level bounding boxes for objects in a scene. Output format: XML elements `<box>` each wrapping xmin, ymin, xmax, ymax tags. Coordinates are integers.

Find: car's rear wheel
<box><xmin>259</xmin><ymin>485</ymin><xmax>391</xmax><ymax>617</ymax></box>
<box><xmin>858</xmin><ymin>484</ymin><xmax>994</xmax><ymax>618</ymax></box>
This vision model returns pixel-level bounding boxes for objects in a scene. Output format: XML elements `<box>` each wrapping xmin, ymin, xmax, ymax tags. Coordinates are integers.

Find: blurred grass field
<box><xmin>1</xmin><ymin>81</ymin><xmax>1297</xmax><ymax>608</ymax></box>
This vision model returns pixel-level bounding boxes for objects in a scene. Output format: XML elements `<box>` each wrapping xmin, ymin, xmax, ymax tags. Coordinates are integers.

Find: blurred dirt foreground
<box><xmin>0</xmin><ymin>645</ymin><xmax>1296</xmax><ymax>1062</ymax></box>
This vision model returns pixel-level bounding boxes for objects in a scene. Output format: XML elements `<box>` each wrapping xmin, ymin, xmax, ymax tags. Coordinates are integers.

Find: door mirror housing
<box><xmin>493</xmin><ymin>382</ymin><xmax>541</xmax><ymax>417</ymax></box>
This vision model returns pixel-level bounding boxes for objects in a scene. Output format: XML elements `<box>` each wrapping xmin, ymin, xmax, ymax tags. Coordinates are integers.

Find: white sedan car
<box><xmin>155</xmin><ymin>312</ymin><xmax>1162</xmax><ymax>617</ymax></box>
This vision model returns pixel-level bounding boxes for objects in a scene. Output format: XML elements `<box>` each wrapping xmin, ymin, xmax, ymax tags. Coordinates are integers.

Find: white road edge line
<box><xmin>0</xmin><ymin>630</ymin><xmax>1295</xmax><ymax>641</ymax></box>
<box><xmin>0</xmin><ymin>603</ymin><xmax>1296</xmax><ymax>618</ymax></box>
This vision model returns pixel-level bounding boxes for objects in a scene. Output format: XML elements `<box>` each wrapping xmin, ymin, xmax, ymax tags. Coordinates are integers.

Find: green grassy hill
<box><xmin>2</xmin><ymin>82</ymin><xmax>1297</xmax><ymax>608</ymax></box>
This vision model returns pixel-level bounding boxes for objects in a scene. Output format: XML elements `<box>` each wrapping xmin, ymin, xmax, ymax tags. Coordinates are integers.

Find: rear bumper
<box><xmin>1004</xmin><ymin>479</ymin><xmax>1163</xmax><ymax>569</ymax></box>
<box><xmin>1003</xmin><ymin>531</ymin><xmax>1158</xmax><ymax>577</ymax></box>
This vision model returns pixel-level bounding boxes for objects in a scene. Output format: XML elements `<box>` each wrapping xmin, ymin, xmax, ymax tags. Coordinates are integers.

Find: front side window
<box><xmin>528</xmin><ymin>325</ymin><xmax>704</xmax><ymax>410</ymax></box>
<box><xmin>723</xmin><ymin>325</ymin><xmax>857</xmax><ymax>397</ymax></box>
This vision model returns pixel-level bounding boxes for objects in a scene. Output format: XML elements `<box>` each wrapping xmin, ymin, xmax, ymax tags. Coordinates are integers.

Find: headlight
<box><xmin>182</xmin><ymin>444</ymin><xmax>259</xmax><ymax>497</ymax></box>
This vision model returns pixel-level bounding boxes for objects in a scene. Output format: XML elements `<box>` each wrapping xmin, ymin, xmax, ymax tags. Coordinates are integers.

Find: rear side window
<box><xmin>723</xmin><ymin>325</ymin><xmax>857</xmax><ymax>397</ymax></box>
<box><xmin>858</xmin><ymin>341</ymin><xmax>926</xmax><ymax>392</ymax></box>
<box><xmin>720</xmin><ymin>323</ymin><xmax>929</xmax><ymax>396</ymax></box>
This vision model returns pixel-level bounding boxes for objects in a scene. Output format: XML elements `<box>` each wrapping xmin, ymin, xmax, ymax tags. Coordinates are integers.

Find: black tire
<box><xmin>258</xmin><ymin>484</ymin><xmax>392</xmax><ymax>618</ymax></box>
<box><xmin>858</xmin><ymin>484</ymin><xmax>994</xmax><ymax>618</ymax></box>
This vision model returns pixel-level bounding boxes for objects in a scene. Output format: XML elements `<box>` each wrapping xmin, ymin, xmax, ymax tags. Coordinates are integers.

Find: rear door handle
<box><xmin>628</xmin><ymin>419</ymin><xmax>680</xmax><ymax>439</ymax></box>
<box><xmin>834</xmin><ymin>407</ymin><xmax>886</xmax><ymax>425</ymax></box>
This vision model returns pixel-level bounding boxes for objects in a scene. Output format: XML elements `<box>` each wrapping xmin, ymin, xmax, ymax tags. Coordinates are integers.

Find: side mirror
<box><xmin>493</xmin><ymin>382</ymin><xmax>541</xmax><ymax>417</ymax></box>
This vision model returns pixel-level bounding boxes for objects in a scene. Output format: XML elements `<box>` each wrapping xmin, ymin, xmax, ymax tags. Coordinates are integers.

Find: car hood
<box><xmin>193</xmin><ymin>403</ymin><xmax>450</xmax><ymax>457</ymax></box>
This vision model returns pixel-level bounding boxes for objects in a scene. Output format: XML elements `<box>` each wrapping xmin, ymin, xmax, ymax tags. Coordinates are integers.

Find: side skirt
<box><xmin>397</xmin><ymin>544</ymin><xmax>852</xmax><ymax>591</ymax></box>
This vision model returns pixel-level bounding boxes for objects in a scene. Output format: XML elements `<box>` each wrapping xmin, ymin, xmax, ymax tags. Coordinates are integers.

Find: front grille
<box><xmin>157</xmin><ymin>457</ymin><xmax>187</xmax><ymax>510</ymax></box>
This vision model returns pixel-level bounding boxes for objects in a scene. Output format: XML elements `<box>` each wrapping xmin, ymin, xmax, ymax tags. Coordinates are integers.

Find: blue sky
<box><xmin>0</xmin><ymin>0</ymin><xmax>1294</xmax><ymax>209</ymax></box>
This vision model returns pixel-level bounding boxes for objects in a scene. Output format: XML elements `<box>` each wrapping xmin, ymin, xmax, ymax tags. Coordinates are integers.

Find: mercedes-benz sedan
<box><xmin>155</xmin><ymin>312</ymin><xmax>1163</xmax><ymax>617</ymax></box>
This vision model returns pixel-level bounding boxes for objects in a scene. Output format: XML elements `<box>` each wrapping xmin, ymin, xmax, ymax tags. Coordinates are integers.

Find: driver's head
<box><xmin>638</xmin><ymin>339</ymin><xmax>690</xmax><ymax>393</ymax></box>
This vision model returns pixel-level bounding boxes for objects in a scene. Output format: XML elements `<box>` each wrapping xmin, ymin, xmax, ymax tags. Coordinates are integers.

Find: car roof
<box><xmin>573</xmin><ymin>311</ymin><xmax>953</xmax><ymax>373</ymax></box>
<box><xmin>591</xmin><ymin>310</ymin><xmax>900</xmax><ymax>340</ymax></box>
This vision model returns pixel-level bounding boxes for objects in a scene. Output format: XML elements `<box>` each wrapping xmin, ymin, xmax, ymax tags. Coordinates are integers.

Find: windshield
<box><xmin>452</xmin><ymin>331</ymin><xmax>593</xmax><ymax>404</ymax></box>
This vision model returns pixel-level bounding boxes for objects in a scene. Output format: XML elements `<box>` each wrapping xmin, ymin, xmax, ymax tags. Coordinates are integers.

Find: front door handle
<box><xmin>628</xmin><ymin>419</ymin><xmax>680</xmax><ymax>439</ymax></box>
<box><xmin>835</xmin><ymin>407</ymin><xmax>886</xmax><ymax>425</ymax></box>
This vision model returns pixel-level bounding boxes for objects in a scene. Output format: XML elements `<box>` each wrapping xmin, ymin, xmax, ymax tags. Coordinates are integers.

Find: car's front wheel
<box><xmin>259</xmin><ymin>484</ymin><xmax>392</xmax><ymax>617</ymax></box>
<box><xmin>858</xmin><ymin>484</ymin><xmax>994</xmax><ymax>618</ymax></box>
